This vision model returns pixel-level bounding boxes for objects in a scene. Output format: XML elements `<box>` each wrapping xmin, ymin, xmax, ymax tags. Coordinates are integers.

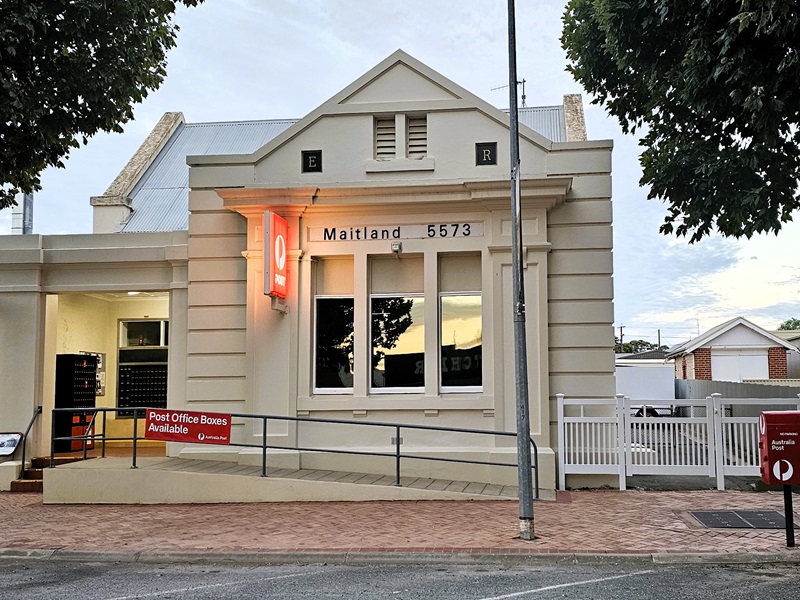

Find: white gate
<box><xmin>556</xmin><ymin>393</ymin><xmax>800</xmax><ymax>490</ymax></box>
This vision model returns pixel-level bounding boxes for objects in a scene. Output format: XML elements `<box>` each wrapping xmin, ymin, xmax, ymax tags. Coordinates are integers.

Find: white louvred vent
<box><xmin>375</xmin><ymin>117</ymin><xmax>396</xmax><ymax>158</ymax></box>
<box><xmin>406</xmin><ymin>116</ymin><xmax>427</xmax><ymax>158</ymax></box>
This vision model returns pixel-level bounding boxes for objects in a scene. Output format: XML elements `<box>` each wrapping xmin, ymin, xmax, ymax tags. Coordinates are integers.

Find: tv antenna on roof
<box><xmin>492</xmin><ymin>78</ymin><xmax>527</xmax><ymax>108</ymax></box>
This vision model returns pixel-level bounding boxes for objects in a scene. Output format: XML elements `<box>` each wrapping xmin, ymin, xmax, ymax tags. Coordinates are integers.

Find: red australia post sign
<box><xmin>759</xmin><ymin>411</ymin><xmax>800</xmax><ymax>485</ymax></box>
<box><xmin>145</xmin><ymin>409</ymin><xmax>232</xmax><ymax>445</ymax></box>
<box><xmin>264</xmin><ymin>211</ymin><xmax>289</xmax><ymax>298</ymax></box>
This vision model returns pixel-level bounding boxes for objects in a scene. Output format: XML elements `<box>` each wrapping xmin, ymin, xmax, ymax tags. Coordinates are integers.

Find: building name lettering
<box><xmin>324</xmin><ymin>226</ymin><xmax>401</xmax><ymax>241</ymax></box>
<box><xmin>310</xmin><ymin>222</ymin><xmax>483</xmax><ymax>242</ymax></box>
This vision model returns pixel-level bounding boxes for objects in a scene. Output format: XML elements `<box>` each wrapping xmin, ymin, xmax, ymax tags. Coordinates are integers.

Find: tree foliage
<box><xmin>778</xmin><ymin>317</ymin><xmax>800</xmax><ymax>330</ymax></box>
<box><xmin>615</xmin><ymin>338</ymin><xmax>668</xmax><ymax>354</ymax></box>
<box><xmin>0</xmin><ymin>0</ymin><xmax>202</xmax><ymax>210</ymax></box>
<box><xmin>562</xmin><ymin>1</ymin><xmax>800</xmax><ymax>242</ymax></box>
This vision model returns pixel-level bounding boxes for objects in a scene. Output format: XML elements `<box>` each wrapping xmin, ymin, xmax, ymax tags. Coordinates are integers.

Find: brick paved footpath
<box><xmin>1</xmin><ymin>490</ymin><xmax>798</xmax><ymax>558</ymax></box>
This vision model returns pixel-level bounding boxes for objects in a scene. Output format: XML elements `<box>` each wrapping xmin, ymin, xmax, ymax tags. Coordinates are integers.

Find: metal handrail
<box><xmin>19</xmin><ymin>405</ymin><xmax>42</xmax><ymax>479</ymax></box>
<box><xmin>50</xmin><ymin>407</ymin><xmax>540</xmax><ymax>499</ymax></box>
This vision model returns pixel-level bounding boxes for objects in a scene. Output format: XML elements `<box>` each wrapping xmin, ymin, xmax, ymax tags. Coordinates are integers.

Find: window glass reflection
<box><xmin>440</xmin><ymin>295</ymin><xmax>482</xmax><ymax>388</ymax></box>
<box><xmin>315</xmin><ymin>298</ymin><xmax>354</xmax><ymax>389</ymax></box>
<box><xmin>371</xmin><ymin>296</ymin><xmax>424</xmax><ymax>389</ymax></box>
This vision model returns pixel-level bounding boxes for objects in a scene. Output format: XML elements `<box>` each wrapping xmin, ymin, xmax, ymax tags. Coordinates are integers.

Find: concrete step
<box><xmin>8</xmin><ymin>456</ymin><xmax>87</xmax><ymax>493</ymax></box>
<box><xmin>10</xmin><ymin>478</ymin><xmax>43</xmax><ymax>493</ymax></box>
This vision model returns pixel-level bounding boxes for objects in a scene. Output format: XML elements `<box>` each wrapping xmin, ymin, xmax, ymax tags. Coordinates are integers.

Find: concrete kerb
<box><xmin>2</xmin><ymin>548</ymin><xmax>799</xmax><ymax>567</ymax></box>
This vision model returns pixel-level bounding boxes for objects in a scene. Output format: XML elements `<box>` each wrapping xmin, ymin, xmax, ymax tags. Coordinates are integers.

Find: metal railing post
<box><xmin>101</xmin><ymin>410</ymin><xmax>107</xmax><ymax>458</ymax></box>
<box><xmin>131</xmin><ymin>409</ymin><xmax>139</xmax><ymax>469</ymax></box>
<box><xmin>20</xmin><ymin>406</ymin><xmax>42</xmax><ymax>478</ymax></box>
<box><xmin>530</xmin><ymin>437</ymin><xmax>539</xmax><ymax>499</ymax></box>
<box><xmin>261</xmin><ymin>416</ymin><xmax>268</xmax><ymax>477</ymax></box>
<box><xmin>395</xmin><ymin>425</ymin><xmax>402</xmax><ymax>486</ymax></box>
<box><xmin>49</xmin><ymin>411</ymin><xmax>56</xmax><ymax>468</ymax></box>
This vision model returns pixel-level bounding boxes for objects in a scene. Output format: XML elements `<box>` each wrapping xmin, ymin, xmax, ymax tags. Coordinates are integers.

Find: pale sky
<box><xmin>2</xmin><ymin>0</ymin><xmax>798</xmax><ymax>345</ymax></box>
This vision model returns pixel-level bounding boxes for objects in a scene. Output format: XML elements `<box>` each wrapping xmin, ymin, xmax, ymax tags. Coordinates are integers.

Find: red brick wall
<box><xmin>768</xmin><ymin>347</ymin><xmax>788</xmax><ymax>379</ymax></box>
<box><xmin>693</xmin><ymin>347</ymin><xmax>712</xmax><ymax>380</ymax></box>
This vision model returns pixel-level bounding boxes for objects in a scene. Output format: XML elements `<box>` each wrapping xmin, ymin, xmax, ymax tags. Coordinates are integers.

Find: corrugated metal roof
<box><xmin>120</xmin><ymin>107</ymin><xmax>565</xmax><ymax>233</ymax></box>
<box><xmin>121</xmin><ymin>119</ymin><xmax>296</xmax><ymax>233</ymax></box>
<box><xmin>514</xmin><ymin>106</ymin><xmax>566</xmax><ymax>143</ymax></box>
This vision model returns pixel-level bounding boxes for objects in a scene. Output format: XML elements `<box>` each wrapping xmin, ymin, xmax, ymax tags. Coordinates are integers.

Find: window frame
<box><xmin>313</xmin><ymin>295</ymin><xmax>355</xmax><ymax>395</ymax></box>
<box><xmin>439</xmin><ymin>292</ymin><xmax>483</xmax><ymax>394</ymax></box>
<box><xmin>369</xmin><ymin>293</ymin><xmax>425</xmax><ymax>395</ymax></box>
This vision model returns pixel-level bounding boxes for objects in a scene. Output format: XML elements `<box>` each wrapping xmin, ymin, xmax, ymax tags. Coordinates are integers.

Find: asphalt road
<box><xmin>2</xmin><ymin>559</ymin><xmax>800</xmax><ymax>599</ymax></box>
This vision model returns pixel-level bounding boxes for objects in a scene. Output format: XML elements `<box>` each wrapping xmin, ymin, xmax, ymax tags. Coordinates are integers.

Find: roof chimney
<box><xmin>563</xmin><ymin>94</ymin><xmax>587</xmax><ymax>142</ymax></box>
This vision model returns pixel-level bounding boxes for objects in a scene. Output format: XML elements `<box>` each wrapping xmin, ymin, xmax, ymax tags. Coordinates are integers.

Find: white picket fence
<box><xmin>556</xmin><ymin>393</ymin><xmax>800</xmax><ymax>490</ymax></box>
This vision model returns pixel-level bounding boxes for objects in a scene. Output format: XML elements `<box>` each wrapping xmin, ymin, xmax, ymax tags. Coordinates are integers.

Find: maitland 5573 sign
<box><xmin>145</xmin><ymin>409</ymin><xmax>232</xmax><ymax>445</ymax></box>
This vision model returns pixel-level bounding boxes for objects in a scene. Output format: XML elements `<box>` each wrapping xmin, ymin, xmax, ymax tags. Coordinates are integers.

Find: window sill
<box><xmin>298</xmin><ymin>393</ymin><xmax>492</xmax><ymax>413</ymax></box>
<box><xmin>365</xmin><ymin>157</ymin><xmax>435</xmax><ymax>173</ymax></box>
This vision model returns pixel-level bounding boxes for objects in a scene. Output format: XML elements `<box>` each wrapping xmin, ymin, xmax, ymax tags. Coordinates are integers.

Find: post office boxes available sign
<box><xmin>145</xmin><ymin>409</ymin><xmax>231</xmax><ymax>445</ymax></box>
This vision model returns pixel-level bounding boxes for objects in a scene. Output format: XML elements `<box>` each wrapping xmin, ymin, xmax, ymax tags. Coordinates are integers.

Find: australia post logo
<box><xmin>264</xmin><ymin>211</ymin><xmax>289</xmax><ymax>299</ymax></box>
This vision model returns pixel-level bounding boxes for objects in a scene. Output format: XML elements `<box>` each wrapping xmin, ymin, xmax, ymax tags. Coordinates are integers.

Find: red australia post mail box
<box><xmin>759</xmin><ymin>411</ymin><xmax>800</xmax><ymax>485</ymax></box>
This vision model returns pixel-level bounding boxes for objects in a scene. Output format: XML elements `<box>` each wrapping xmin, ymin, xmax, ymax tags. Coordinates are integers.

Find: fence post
<box><xmin>710</xmin><ymin>393</ymin><xmax>723</xmax><ymax>489</ymax></box>
<box><xmin>617</xmin><ymin>394</ymin><xmax>627</xmax><ymax>491</ymax></box>
<box><xmin>556</xmin><ymin>394</ymin><xmax>565</xmax><ymax>490</ymax></box>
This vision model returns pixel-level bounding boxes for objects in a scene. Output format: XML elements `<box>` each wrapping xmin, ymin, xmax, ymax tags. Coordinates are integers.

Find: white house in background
<box><xmin>772</xmin><ymin>330</ymin><xmax>800</xmax><ymax>379</ymax></box>
<box><xmin>666</xmin><ymin>316</ymin><xmax>798</xmax><ymax>383</ymax></box>
<box><xmin>0</xmin><ymin>50</ymin><xmax>616</xmax><ymax>493</ymax></box>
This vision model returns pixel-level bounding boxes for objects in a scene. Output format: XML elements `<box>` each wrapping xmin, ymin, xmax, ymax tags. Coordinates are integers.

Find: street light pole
<box><xmin>507</xmin><ymin>0</ymin><xmax>535</xmax><ymax>540</ymax></box>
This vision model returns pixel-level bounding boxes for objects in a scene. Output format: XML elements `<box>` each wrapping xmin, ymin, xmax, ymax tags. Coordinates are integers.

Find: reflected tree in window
<box><xmin>315</xmin><ymin>298</ymin><xmax>354</xmax><ymax>388</ymax></box>
<box><xmin>371</xmin><ymin>296</ymin><xmax>420</xmax><ymax>388</ymax></box>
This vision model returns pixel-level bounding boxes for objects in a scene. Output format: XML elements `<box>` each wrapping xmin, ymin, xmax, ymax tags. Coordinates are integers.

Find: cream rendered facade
<box><xmin>0</xmin><ymin>233</ymin><xmax>188</xmax><ymax>489</ymax></box>
<box><xmin>178</xmin><ymin>52</ymin><xmax>615</xmax><ymax>488</ymax></box>
<box><xmin>0</xmin><ymin>51</ymin><xmax>614</xmax><ymax>492</ymax></box>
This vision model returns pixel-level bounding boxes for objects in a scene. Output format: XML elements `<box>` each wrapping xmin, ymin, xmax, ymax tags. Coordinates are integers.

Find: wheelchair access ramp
<box><xmin>42</xmin><ymin>457</ymin><xmax>527</xmax><ymax>504</ymax></box>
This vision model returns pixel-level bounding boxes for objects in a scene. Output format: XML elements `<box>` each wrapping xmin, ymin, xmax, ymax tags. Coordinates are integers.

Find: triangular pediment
<box><xmin>189</xmin><ymin>49</ymin><xmax>555</xmax><ymax>174</ymax></box>
<box><xmin>340</xmin><ymin>62</ymin><xmax>461</xmax><ymax>105</ymax></box>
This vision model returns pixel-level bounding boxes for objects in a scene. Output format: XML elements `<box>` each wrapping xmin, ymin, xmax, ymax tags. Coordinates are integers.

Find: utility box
<box><xmin>759</xmin><ymin>411</ymin><xmax>800</xmax><ymax>485</ymax></box>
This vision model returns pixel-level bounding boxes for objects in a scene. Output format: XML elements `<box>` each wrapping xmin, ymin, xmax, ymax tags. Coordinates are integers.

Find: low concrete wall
<box><xmin>0</xmin><ymin>460</ymin><xmax>21</xmax><ymax>491</ymax></box>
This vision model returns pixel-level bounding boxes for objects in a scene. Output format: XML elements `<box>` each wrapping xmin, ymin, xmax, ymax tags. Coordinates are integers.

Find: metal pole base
<box><xmin>785</xmin><ymin>485</ymin><xmax>795</xmax><ymax>548</ymax></box>
<box><xmin>519</xmin><ymin>517</ymin><xmax>535</xmax><ymax>541</ymax></box>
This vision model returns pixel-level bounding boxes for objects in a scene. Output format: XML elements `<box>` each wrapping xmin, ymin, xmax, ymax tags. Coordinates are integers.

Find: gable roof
<box><xmin>120</xmin><ymin>119</ymin><xmax>295</xmax><ymax>232</ymax></box>
<box><xmin>665</xmin><ymin>316</ymin><xmax>798</xmax><ymax>358</ymax></box>
<box><xmin>189</xmin><ymin>49</ymin><xmax>558</xmax><ymax>169</ymax></box>
<box><xmin>110</xmin><ymin>50</ymin><xmax>573</xmax><ymax>233</ymax></box>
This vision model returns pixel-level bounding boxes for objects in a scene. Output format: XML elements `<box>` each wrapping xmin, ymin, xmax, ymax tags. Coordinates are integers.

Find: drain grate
<box><xmin>690</xmin><ymin>510</ymin><xmax>786</xmax><ymax>529</ymax></box>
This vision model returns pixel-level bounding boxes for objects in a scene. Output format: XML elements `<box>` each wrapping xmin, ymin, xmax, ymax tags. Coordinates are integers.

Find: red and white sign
<box><xmin>759</xmin><ymin>411</ymin><xmax>800</xmax><ymax>485</ymax></box>
<box><xmin>145</xmin><ymin>409</ymin><xmax>232</xmax><ymax>445</ymax></box>
<box><xmin>264</xmin><ymin>211</ymin><xmax>289</xmax><ymax>298</ymax></box>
